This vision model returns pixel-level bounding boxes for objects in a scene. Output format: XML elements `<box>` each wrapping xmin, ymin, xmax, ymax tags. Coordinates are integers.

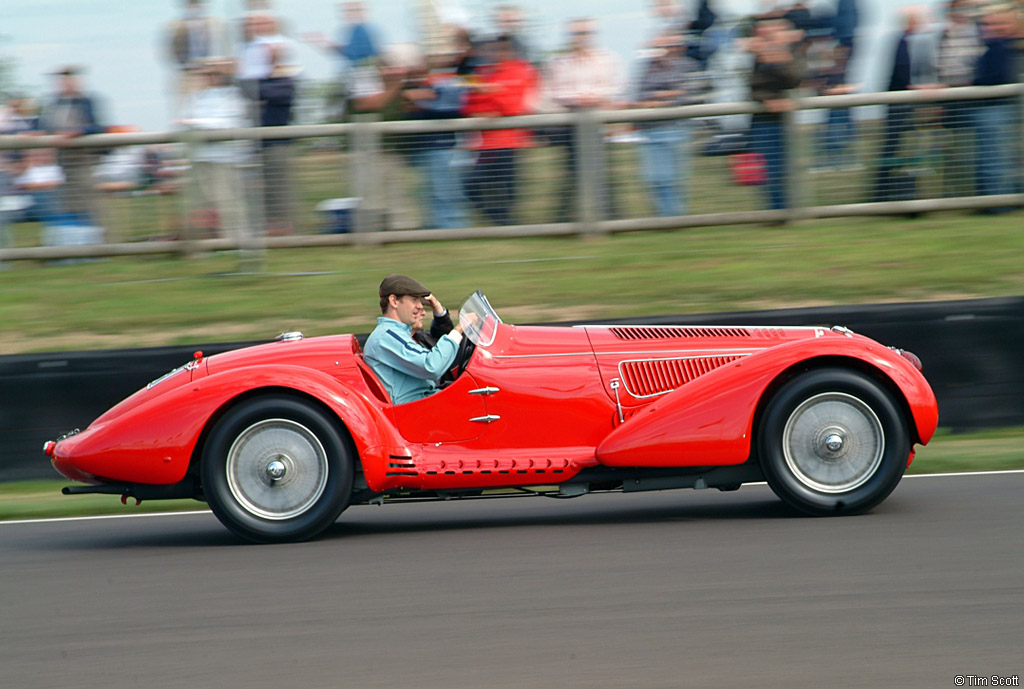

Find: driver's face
<box><xmin>394</xmin><ymin>295</ymin><xmax>427</xmax><ymax>331</ymax></box>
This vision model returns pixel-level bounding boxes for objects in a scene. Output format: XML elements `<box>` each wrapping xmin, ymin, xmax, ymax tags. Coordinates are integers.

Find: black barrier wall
<box><xmin>3</xmin><ymin>297</ymin><xmax>1022</xmax><ymax>481</ymax></box>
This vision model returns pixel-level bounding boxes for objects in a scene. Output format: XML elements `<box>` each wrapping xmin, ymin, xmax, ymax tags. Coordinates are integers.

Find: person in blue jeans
<box><xmin>634</xmin><ymin>33</ymin><xmax>709</xmax><ymax>217</ymax></box>
<box><xmin>872</xmin><ymin>9</ymin><xmax>932</xmax><ymax>205</ymax></box>
<box><xmin>9</xmin><ymin>146</ymin><xmax>65</xmax><ymax>223</ymax></box>
<box><xmin>971</xmin><ymin>5</ymin><xmax>1019</xmax><ymax>209</ymax></box>
<box><xmin>813</xmin><ymin>42</ymin><xmax>858</xmax><ymax>170</ymax></box>
<box><xmin>402</xmin><ymin>58</ymin><xmax>470</xmax><ymax>229</ymax></box>
<box><xmin>746</xmin><ymin>16</ymin><xmax>803</xmax><ymax>214</ymax></box>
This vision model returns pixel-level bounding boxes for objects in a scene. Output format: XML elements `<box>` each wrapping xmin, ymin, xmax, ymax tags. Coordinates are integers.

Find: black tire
<box><xmin>757</xmin><ymin>368</ymin><xmax>910</xmax><ymax>516</ymax></box>
<box><xmin>201</xmin><ymin>395</ymin><xmax>354</xmax><ymax>543</ymax></box>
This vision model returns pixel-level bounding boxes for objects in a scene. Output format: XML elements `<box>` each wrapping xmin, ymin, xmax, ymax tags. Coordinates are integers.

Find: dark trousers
<box><xmin>939</xmin><ymin>100</ymin><xmax>976</xmax><ymax>198</ymax></box>
<box><xmin>821</xmin><ymin>107</ymin><xmax>855</xmax><ymax>168</ymax></box>
<box><xmin>872</xmin><ymin>104</ymin><xmax>915</xmax><ymax>202</ymax></box>
<box><xmin>58</xmin><ymin>149</ymin><xmax>100</xmax><ymax>224</ymax></box>
<box><xmin>261</xmin><ymin>141</ymin><xmax>294</xmax><ymax>228</ymax></box>
<box><xmin>464</xmin><ymin>148</ymin><xmax>518</xmax><ymax>226</ymax></box>
<box><xmin>750</xmin><ymin>115</ymin><xmax>788</xmax><ymax>211</ymax></box>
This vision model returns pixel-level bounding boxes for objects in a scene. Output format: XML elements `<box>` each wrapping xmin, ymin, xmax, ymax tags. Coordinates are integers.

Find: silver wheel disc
<box><xmin>782</xmin><ymin>392</ymin><xmax>884</xmax><ymax>494</ymax></box>
<box><xmin>225</xmin><ymin>418</ymin><xmax>329</xmax><ymax>520</ymax></box>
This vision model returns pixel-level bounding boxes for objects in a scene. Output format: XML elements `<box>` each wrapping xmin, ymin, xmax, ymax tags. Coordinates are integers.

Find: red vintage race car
<box><xmin>46</xmin><ymin>292</ymin><xmax>938</xmax><ymax>543</ymax></box>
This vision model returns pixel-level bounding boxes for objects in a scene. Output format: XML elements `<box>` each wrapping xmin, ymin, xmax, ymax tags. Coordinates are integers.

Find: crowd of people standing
<box><xmin>2</xmin><ymin>0</ymin><xmax>1023</xmax><ymax>247</ymax></box>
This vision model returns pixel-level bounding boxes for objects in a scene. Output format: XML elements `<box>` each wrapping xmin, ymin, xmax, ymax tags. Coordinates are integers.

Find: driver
<box><xmin>364</xmin><ymin>274</ymin><xmax>465</xmax><ymax>404</ymax></box>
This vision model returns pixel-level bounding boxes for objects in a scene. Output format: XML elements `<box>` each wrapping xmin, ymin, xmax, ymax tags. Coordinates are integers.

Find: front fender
<box><xmin>52</xmin><ymin>365</ymin><xmax>405</xmax><ymax>487</ymax></box>
<box><xmin>595</xmin><ymin>336</ymin><xmax>938</xmax><ymax>468</ymax></box>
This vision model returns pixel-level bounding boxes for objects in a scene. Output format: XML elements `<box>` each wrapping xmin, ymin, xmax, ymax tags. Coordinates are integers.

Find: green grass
<box><xmin>3</xmin><ymin>427</ymin><xmax>1020</xmax><ymax>521</ymax></box>
<box><xmin>907</xmin><ymin>427</ymin><xmax>1024</xmax><ymax>475</ymax></box>
<box><xmin>0</xmin><ymin>481</ymin><xmax>205</xmax><ymax>521</ymax></box>
<box><xmin>1</xmin><ymin>210</ymin><xmax>1022</xmax><ymax>354</ymax></box>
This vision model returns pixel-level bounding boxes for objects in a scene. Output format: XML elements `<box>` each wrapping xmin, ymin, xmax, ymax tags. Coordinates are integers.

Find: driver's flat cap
<box><xmin>379</xmin><ymin>274</ymin><xmax>430</xmax><ymax>298</ymax></box>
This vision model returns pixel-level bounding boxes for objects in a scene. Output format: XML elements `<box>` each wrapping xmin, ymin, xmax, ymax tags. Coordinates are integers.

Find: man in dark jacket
<box><xmin>972</xmin><ymin>3</ymin><xmax>1019</xmax><ymax>206</ymax></box>
<box><xmin>41</xmin><ymin>65</ymin><xmax>105</xmax><ymax>225</ymax></box>
<box><xmin>746</xmin><ymin>16</ymin><xmax>804</xmax><ymax>214</ymax></box>
<box><xmin>402</xmin><ymin>52</ymin><xmax>469</xmax><ymax>230</ymax></box>
<box><xmin>833</xmin><ymin>0</ymin><xmax>860</xmax><ymax>77</ymax></box>
<box><xmin>872</xmin><ymin>7</ymin><xmax>929</xmax><ymax>205</ymax></box>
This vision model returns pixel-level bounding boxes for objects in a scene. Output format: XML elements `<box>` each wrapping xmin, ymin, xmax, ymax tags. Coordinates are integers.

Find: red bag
<box><xmin>729</xmin><ymin>152</ymin><xmax>767</xmax><ymax>186</ymax></box>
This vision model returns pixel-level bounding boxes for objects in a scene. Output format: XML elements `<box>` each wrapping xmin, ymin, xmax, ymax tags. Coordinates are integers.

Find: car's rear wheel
<box><xmin>201</xmin><ymin>395</ymin><xmax>354</xmax><ymax>543</ymax></box>
<box><xmin>758</xmin><ymin>368</ymin><xmax>910</xmax><ymax>515</ymax></box>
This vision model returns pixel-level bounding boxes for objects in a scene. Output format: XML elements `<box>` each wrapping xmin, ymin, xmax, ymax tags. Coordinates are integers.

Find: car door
<box><xmin>448</xmin><ymin>325</ymin><xmax>616</xmax><ymax>452</ymax></box>
<box><xmin>390</xmin><ymin>372</ymin><xmax>489</xmax><ymax>444</ymax></box>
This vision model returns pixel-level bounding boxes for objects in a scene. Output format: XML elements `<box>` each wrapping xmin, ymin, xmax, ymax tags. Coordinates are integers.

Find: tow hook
<box><xmin>121</xmin><ymin>494</ymin><xmax>142</xmax><ymax>506</ymax></box>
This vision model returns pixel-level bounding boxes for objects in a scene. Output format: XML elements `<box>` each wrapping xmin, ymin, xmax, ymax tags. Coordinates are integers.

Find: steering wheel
<box><xmin>440</xmin><ymin>334</ymin><xmax>475</xmax><ymax>387</ymax></box>
<box><xmin>454</xmin><ymin>335</ymin><xmax>476</xmax><ymax>378</ymax></box>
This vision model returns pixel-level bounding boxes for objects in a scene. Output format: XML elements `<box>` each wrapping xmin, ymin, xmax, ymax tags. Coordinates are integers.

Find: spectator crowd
<box><xmin>1</xmin><ymin>0</ymin><xmax>1023</xmax><ymax>250</ymax></box>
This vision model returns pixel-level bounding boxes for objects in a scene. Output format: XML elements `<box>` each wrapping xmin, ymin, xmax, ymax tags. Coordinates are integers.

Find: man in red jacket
<box><xmin>461</xmin><ymin>35</ymin><xmax>538</xmax><ymax>226</ymax></box>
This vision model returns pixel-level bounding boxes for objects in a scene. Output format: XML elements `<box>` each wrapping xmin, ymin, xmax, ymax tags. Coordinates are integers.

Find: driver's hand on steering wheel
<box><xmin>455</xmin><ymin>311</ymin><xmax>479</xmax><ymax>334</ymax></box>
<box><xmin>423</xmin><ymin>294</ymin><xmax>446</xmax><ymax>317</ymax></box>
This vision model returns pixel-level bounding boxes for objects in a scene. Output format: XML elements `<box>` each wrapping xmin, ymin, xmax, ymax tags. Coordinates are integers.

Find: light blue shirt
<box><xmin>363</xmin><ymin>317</ymin><xmax>461</xmax><ymax>404</ymax></box>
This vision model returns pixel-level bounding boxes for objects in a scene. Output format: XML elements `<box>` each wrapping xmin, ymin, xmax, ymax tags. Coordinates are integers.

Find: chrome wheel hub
<box><xmin>782</xmin><ymin>392</ymin><xmax>884</xmax><ymax>494</ymax></box>
<box><xmin>823</xmin><ymin>433</ymin><xmax>845</xmax><ymax>453</ymax></box>
<box><xmin>225</xmin><ymin>419</ymin><xmax>328</xmax><ymax>520</ymax></box>
<box><xmin>266</xmin><ymin>458</ymin><xmax>288</xmax><ymax>481</ymax></box>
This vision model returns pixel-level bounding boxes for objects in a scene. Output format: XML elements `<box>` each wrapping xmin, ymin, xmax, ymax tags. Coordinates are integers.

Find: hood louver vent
<box><xmin>610</xmin><ymin>326</ymin><xmax>751</xmax><ymax>340</ymax></box>
<box><xmin>620</xmin><ymin>356</ymin><xmax>745</xmax><ymax>398</ymax></box>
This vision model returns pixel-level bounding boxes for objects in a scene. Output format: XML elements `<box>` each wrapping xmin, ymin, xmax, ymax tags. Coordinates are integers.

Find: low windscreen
<box><xmin>458</xmin><ymin>291</ymin><xmax>501</xmax><ymax>347</ymax></box>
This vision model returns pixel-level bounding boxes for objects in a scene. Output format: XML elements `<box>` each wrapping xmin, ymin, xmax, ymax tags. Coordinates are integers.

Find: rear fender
<box><xmin>192</xmin><ymin>366</ymin><xmax>410</xmax><ymax>492</ymax></box>
<box><xmin>54</xmin><ymin>365</ymin><xmax>405</xmax><ymax>488</ymax></box>
<box><xmin>595</xmin><ymin>337</ymin><xmax>938</xmax><ymax>468</ymax></box>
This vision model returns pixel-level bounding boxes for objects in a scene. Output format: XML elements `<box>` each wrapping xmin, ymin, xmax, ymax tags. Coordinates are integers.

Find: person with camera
<box><xmin>745</xmin><ymin>16</ymin><xmax>804</xmax><ymax>215</ymax></box>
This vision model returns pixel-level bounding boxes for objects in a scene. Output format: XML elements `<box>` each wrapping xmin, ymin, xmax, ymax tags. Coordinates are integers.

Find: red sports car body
<box><xmin>46</xmin><ymin>292</ymin><xmax>938</xmax><ymax>542</ymax></box>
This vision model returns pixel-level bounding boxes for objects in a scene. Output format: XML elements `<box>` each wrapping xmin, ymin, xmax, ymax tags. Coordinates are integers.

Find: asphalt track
<box><xmin>2</xmin><ymin>473</ymin><xmax>1022</xmax><ymax>689</ymax></box>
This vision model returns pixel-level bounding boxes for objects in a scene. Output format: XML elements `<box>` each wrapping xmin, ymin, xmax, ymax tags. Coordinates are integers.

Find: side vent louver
<box><xmin>610</xmin><ymin>326</ymin><xmax>751</xmax><ymax>340</ymax></box>
<box><xmin>620</xmin><ymin>356</ymin><xmax>745</xmax><ymax>398</ymax></box>
<box><xmin>385</xmin><ymin>455</ymin><xmax>418</xmax><ymax>477</ymax></box>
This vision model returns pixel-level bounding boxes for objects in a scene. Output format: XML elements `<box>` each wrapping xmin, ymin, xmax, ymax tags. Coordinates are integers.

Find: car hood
<box><xmin>202</xmin><ymin>334</ymin><xmax>357</xmax><ymax>375</ymax></box>
<box><xmin>582</xmin><ymin>323</ymin><xmax>853</xmax><ymax>354</ymax></box>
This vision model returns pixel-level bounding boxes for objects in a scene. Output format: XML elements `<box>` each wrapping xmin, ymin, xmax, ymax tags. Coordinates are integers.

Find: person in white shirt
<box><xmin>543</xmin><ymin>18</ymin><xmax>625</xmax><ymax>222</ymax></box>
<box><xmin>167</xmin><ymin>0</ymin><xmax>229</xmax><ymax>117</ymax></box>
<box><xmin>546</xmin><ymin>19</ymin><xmax>625</xmax><ymax>110</ymax></box>
<box><xmin>238</xmin><ymin>12</ymin><xmax>300</xmax><ymax>235</ymax></box>
<box><xmin>179</xmin><ymin>58</ymin><xmax>253</xmax><ymax>246</ymax></box>
<box><xmin>238</xmin><ymin>11</ymin><xmax>278</xmax><ymax>103</ymax></box>
<box><xmin>11</xmin><ymin>145</ymin><xmax>65</xmax><ymax>223</ymax></box>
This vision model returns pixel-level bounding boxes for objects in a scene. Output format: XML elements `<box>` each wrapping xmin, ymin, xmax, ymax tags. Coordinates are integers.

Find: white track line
<box><xmin>1</xmin><ymin>509</ymin><xmax>210</xmax><ymax>526</ymax></box>
<box><xmin>904</xmin><ymin>468</ymin><xmax>1024</xmax><ymax>479</ymax></box>
<box><xmin>3</xmin><ymin>469</ymin><xmax>1024</xmax><ymax>527</ymax></box>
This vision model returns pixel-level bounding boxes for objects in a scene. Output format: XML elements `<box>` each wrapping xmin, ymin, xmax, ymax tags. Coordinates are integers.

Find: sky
<box><xmin>2</xmin><ymin>0</ymin><xmax>930</xmax><ymax>132</ymax></box>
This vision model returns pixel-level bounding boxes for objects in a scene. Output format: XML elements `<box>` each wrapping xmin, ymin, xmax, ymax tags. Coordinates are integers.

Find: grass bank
<box><xmin>0</xmin><ymin>212</ymin><xmax>1022</xmax><ymax>354</ymax></box>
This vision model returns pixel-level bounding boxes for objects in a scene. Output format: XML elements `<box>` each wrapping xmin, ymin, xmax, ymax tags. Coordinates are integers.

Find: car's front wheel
<box><xmin>201</xmin><ymin>395</ymin><xmax>354</xmax><ymax>543</ymax></box>
<box><xmin>758</xmin><ymin>368</ymin><xmax>910</xmax><ymax>516</ymax></box>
